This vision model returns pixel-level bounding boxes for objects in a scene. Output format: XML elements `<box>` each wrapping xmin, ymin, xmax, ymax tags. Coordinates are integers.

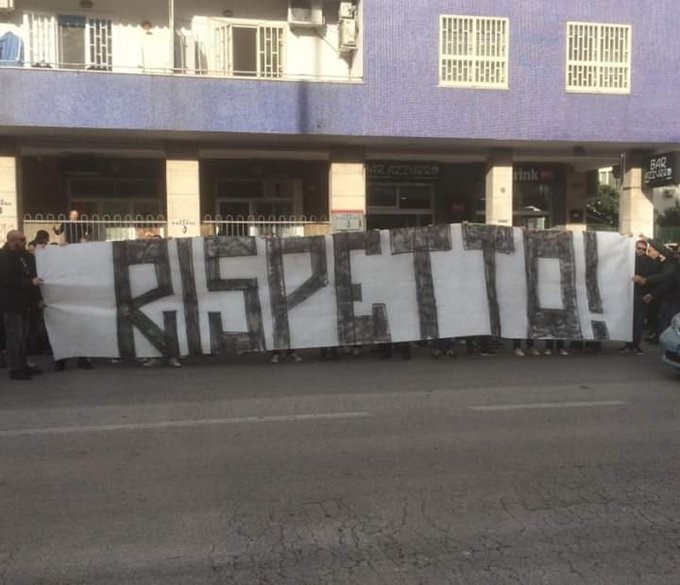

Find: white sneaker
<box><xmin>513</xmin><ymin>347</ymin><xmax>525</xmax><ymax>357</ymax></box>
<box><xmin>433</xmin><ymin>349</ymin><xmax>443</xmax><ymax>358</ymax></box>
<box><xmin>287</xmin><ymin>352</ymin><xmax>303</xmax><ymax>363</ymax></box>
<box><xmin>142</xmin><ymin>358</ymin><xmax>160</xmax><ymax>367</ymax></box>
<box><xmin>544</xmin><ymin>349</ymin><xmax>552</xmax><ymax>356</ymax></box>
<box><xmin>559</xmin><ymin>349</ymin><xmax>569</xmax><ymax>356</ymax></box>
<box><xmin>168</xmin><ymin>357</ymin><xmax>182</xmax><ymax>368</ymax></box>
<box><xmin>270</xmin><ymin>353</ymin><xmax>280</xmax><ymax>364</ymax></box>
<box><xmin>529</xmin><ymin>347</ymin><xmax>541</xmax><ymax>356</ymax></box>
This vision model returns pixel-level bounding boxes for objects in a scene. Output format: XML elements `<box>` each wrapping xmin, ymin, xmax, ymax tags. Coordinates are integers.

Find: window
<box><xmin>566</xmin><ymin>22</ymin><xmax>631</xmax><ymax>94</ymax></box>
<box><xmin>24</xmin><ymin>12</ymin><xmax>113</xmax><ymax>70</ymax></box>
<box><xmin>207</xmin><ymin>20</ymin><xmax>284</xmax><ymax>78</ymax></box>
<box><xmin>439</xmin><ymin>15</ymin><xmax>508</xmax><ymax>89</ymax></box>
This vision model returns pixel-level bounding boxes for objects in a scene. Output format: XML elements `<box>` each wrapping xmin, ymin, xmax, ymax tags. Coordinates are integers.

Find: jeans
<box><xmin>1</xmin><ymin>312</ymin><xmax>27</xmax><ymax>372</ymax></box>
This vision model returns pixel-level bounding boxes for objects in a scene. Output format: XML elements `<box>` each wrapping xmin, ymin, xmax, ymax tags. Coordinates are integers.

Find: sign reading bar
<box><xmin>36</xmin><ymin>224</ymin><xmax>634</xmax><ymax>361</ymax></box>
<box><xmin>367</xmin><ymin>161</ymin><xmax>440</xmax><ymax>180</ymax></box>
<box><xmin>643</xmin><ymin>152</ymin><xmax>678</xmax><ymax>188</ymax></box>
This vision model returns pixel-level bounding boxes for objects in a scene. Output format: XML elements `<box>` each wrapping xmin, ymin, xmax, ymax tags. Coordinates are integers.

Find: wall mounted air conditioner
<box><xmin>288</xmin><ymin>0</ymin><xmax>324</xmax><ymax>29</ymax></box>
<box><xmin>0</xmin><ymin>0</ymin><xmax>15</xmax><ymax>11</ymax></box>
<box><xmin>339</xmin><ymin>17</ymin><xmax>358</xmax><ymax>53</ymax></box>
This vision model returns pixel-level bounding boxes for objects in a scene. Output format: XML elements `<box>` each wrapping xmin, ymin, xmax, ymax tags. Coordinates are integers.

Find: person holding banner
<box><xmin>0</xmin><ymin>230</ymin><xmax>43</xmax><ymax>380</ymax></box>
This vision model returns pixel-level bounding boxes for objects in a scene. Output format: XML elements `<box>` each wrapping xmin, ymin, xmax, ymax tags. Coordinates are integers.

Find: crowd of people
<box><xmin>1</xmin><ymin>220</ymin><xmax>677</xmax><ymax>381</ymax></box>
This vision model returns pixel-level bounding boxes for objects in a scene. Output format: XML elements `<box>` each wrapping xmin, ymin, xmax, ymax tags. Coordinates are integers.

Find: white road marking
<box><xmin>0</xmin><ymin>411</ymin><xmax>373</xmax><ymax>438</ymax></box>
<box><xmin>469</xmin><ymin>400</ymin><xmax>629</xmax><ymax>412</ymax></box>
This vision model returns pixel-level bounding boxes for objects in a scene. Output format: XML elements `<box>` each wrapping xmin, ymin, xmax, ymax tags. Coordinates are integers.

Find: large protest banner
<box><xmin>36</xmin><ymin>224</ymin><xmax>634</xmax><ymax>360</ymax></box>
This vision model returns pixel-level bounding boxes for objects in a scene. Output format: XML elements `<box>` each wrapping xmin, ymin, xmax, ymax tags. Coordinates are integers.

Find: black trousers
<box><xmin>1</xmin><ymin>312</ymin><xmax>27</xmax><ymax>372</ymax></box>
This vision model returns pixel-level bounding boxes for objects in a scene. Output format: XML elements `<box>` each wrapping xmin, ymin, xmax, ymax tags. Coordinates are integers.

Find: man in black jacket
<box><xmin>0</xmin><ymin>230</ymin><xmax>42</xmax><ymax>380</ymax></box>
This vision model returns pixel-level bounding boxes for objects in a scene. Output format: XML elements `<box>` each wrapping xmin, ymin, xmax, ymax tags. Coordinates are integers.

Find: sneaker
<box><xmin>24</xmin><ymin>365</ymin><xmax>42</xmax><ymax>376</ymax></box>
<box><xmin>445</xmin><ymin>348</ymin><xmax>458</xmax><ymax>358</ymax></box>
<box><xmin>270</xmin><ymin>353</ymin><xmax>280</xmax><ymax>364</ymax></box>
<box><xmin>543</xmin><ymin>349</ymin><xmax>552</xmax><ymax>356</ymax></box>
<box><xmin>287</xmin><ymin>352</ymin><xmax>303</xmax><ymax>363</ymax></box>
<box><xmin>432</xmin><ymin>349</ymin><xmax>443</xmax><ymax>358</ymax></box>
<box><xmin>110</xmin><ymin>359</ymin><xmax>123</xmax><ymax>364</ymax></box>
<box><xmin>513</xmin><ymin>347</ymin><xmax>525</xmax><ymax>357</ymax></box>
<box><xmin>529</xmin><ymin>347</ymin><xmax>541</xmax><ymax>356</ymax></box>
<box><xmin>478</xmin><ymin>351</ymin><xmax>496</xmax><ymax>357</ymax></box>
<box><xmin>559</xmin><ymin>349</ymin><xmax>569</xmax><ymax>356</ymax></box>
<box><xmin>168</xmin><ymin>357</ymin><xmax>182</xmax><ymax>367</ymax></box>
<box><xmin>618</xmin><ymin>345</ymin><xmax>631</xmax><ymax>354</ymax></box>
<box><xmin>142</xmin><ymin>358</ymin><xmax>160</xmax><ymax>367</ymax></box>
<box><xmin>635</xmin><ymin>348</ymin><xmax>646</xmax><ymax>356</ymax></box>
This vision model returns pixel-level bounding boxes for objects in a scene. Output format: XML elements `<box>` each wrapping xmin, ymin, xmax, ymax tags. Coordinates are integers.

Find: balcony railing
<box><xmin>0</xmin><ymin>10</ymin><xmax>362</xmax><ymax>83</ymax></box>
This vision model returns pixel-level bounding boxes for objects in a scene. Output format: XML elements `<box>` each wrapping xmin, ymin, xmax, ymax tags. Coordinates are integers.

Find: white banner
<box><xmin>36</xmin><ymin>224</ymin><xmax>634</xmax><ymax>360</ymax></box>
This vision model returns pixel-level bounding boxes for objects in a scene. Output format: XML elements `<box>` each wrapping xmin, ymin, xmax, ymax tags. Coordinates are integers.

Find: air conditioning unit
<box><xmin>339</xmin><ymin>17</ymin><xmax>358</xmax><ymax>53</ymax></box>
<box><xmin>288</xmin><ymin>0</ymin><xmax>324</xmax><ymax>29</ymax></box>
<box><xmin>339</xmin><ymin>1</ymin><xmax>356</xmax><ymax>19</ymax></box>
<box><xmin>0</xmin><ymin>0</ymin><xmax>15</xmax><ymax>11</ymax></box>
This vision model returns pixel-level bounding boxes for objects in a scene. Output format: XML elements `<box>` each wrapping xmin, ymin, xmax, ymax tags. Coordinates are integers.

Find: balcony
<box><xmin>0</xmin><ymin>0</ymin><xmax>362</xmax><ymax>82</ymax></box>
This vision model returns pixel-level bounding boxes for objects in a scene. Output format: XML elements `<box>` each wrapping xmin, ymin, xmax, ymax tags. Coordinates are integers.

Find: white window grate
<box><xmin>440</xmin><ymin>15</ymin><xmax>508</xmax><ymax>89</ymax></box>
<box><xmin>258</xmin><ymin>25</ymin><xmax>283</xmax><ymax>78</ymax></box>
<box><xmin>566</xmin><ymin>22</ymin><xmax>631</xmax><ymax>94</ymax></box>
<box><xmin>88</xmin><ymin>18</ymin><xmax>113</xmax><ymax>70</ymax></box>
<box><xmin>24</xmin><ymin>12</ymin><xmax>58</xmax><ymax>66</ymax></box>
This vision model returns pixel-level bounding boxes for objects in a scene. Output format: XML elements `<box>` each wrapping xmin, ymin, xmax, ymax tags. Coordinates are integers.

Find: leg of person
<box><xmin>544</xmin><ymin>339</ymin><xmax>554</xmax><ymax>355</ymax></box>
<box><xmin>512</xmin><ymin>339</ymin><xmax>524</xmax><ymax>357</ymax></box>
<box><xmin>3</xmin><ymin>312</ymin><xmax>30</xmax><ymax>379</ymax></box>
<box><xmin>78</xmin><ymin>357</ymin><xmax>93</xmax><ymax>369</ymax></box>
<box><xmin>526</xmin><ymin>339</ymin><xmax>540</xmax><ymax>356</ymax></box>
<box><xmin>557</xmin><ymin>340</ymin><xmax>568</xmax><ymax>356</ymax></box>
<box><xmin>632</xmin><ymin>295</ymin><xmax>646</xmax><ymax>354</ymax></box>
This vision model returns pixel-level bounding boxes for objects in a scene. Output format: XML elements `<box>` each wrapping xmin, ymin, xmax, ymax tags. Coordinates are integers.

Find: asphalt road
<box><xmin>1</xmin><ymin>342</ymin><xmax>679</xmax><ymax>584</ymax></box>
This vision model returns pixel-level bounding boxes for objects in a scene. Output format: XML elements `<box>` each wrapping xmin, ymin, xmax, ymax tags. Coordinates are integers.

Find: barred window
<box><xmin>566</xmin><ymin>22</ymin><xmax>631</xmax><ymax>93</ymax></box>
<box><xmin>439</xmin><ymin>15</ymin><xmax>509</xmax><ymax>89</ymax></box>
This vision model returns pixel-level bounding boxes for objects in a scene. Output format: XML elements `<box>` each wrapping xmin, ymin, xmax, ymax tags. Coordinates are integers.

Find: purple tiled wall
<box><xmin>1</xmin><ymin>0</ymin><xmax>680</xmax><ymax>144</ymax></box>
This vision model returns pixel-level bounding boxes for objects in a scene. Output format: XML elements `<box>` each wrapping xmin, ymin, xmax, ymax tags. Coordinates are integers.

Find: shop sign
<box><xmin>513</xmin><ymin>167</ymin><xmax>557</xmax><ymax>183</ymax></box>
<box><xmin>643</xmin><ymin>152</ymin><xmax>678</xmax><ymax>188</ymax></box>
<box><xmin>331</xmin><ymin>211</ymin><xmax>364</xmax><ymax>232</ymax></box>
<box><xmin>367</xmin><ymin>162</ymin><xmax>440</xmax><ymax>181</ymax></box>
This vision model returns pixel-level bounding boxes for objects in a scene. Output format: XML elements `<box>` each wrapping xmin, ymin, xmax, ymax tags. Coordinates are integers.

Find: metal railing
<box><xmin>201</xmin><ymin>215</ymin><xmax>331</xmax><ymax>238</ymax></box>
<box><xmin>22</xmin><ymin>214</ymin><xmax>167</xmax><ymax>243</ymax></box>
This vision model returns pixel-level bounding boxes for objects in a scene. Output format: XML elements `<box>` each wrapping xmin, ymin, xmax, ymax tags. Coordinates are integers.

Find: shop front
<box><xmin>365</xmin><ymin>161</ymin><xmax>483</xmax><ymax>230</ymax></box>
<box><xmin>512</xmin><ymin>164</ymin><xmax>567</xmax><ymax>229</ymax></box>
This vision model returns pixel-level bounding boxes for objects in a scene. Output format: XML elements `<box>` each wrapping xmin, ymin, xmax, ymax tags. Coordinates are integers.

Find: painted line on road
<box><xmin>469</xmin><ymin>400</ymin><xmax>629</xmax><ymax>412</ymax></box>
<box><xmin>0</xmin><ymin>411</ymin><xmax>373</xmax><ymax>438</ymax></box>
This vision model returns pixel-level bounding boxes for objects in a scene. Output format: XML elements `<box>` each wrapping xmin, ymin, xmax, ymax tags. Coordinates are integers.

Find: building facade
<box><xmin>1</xmin><ymin>0</ymin><xmax>679</xmax><ymax>241</ymax></box>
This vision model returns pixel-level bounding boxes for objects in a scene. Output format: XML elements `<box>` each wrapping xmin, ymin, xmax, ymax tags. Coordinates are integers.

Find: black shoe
<box><xmin>78</xmin><ymin>358</ymin><xmax>93</xmax><ymax>370</ymax></box>
<box><xmin>25</xmin><ymin>365</ymin><xmax>42</xmax><ymax>376</ymax></box>
<box><xmin>54</xmin><ymin>360</ymin><xmax>66</xmax><ymax>372</ymax></box>
<box><xmin>9</xmin><ymin>370</ymin><xmax>31</xmax><ymax>380</ymax></box>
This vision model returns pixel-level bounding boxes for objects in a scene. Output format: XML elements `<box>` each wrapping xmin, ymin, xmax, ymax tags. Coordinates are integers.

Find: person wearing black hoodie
<box><xmin>0</xmin><ymin>230</ymin><xmax>43</xmax><ymax>380</ymax></box>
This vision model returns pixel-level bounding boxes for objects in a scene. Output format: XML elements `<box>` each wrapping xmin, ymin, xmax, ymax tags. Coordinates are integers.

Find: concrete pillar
<box><xmin>564</xmin><ymin>167</ymin><xmax>588</xmax><ymax>232</ymax></box>
<box><xmin>0</xmin><ymin>156</ymin><xmax>19</xmax><ymax>241</ymax></box>
<box><xmin>485</xmin><ymin>150</ymin><xmax>513</xmax><ymax>226</ymax></box>
<box><xmin>329</xmin><ymin>160</ymin><xmax>366</xmax><ymax>232</ymax></box>
<box><xmin>166</xmin><ymin>158</ymin><xmax>201</xmax><ymax>238</ymax></box>
<box><xmin>619</xmin><ymin>152</ymin><xmax>654</xmax><ymax>237</ymax></box>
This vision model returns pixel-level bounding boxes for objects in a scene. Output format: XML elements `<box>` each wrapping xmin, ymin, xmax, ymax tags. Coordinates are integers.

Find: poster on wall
<box><xmin>36</xmin><ymin>224</ymin><xmax>635</xmax><ymax>360</ymax></box>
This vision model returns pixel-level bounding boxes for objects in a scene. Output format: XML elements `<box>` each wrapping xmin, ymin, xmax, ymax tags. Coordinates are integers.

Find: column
<box><xmin>564</xmin><ymin>167</ymin><xmax>588</xmax><ymax>232</ymax></box>
<box><xmin>0</xmin><ymin>156</ymin><xmax>19</xmax><ymax>241</ymax></box>
<box><xmin>485</xmin><ymin>149</ymin><xmax>513</xmax><ymax>226</ymax></box>
<box><xmin>619</xmin><ymin>151</ymin><xmax>654</xmax><ymax>237</ymax></box>
<box><xmin>329</xmin><ymin>155</ymin><xmax>366</xmax><ymax>232</ymax></box>
<box><xmin>166</xmin><ymin>158</ymin><xmax>201</xmax><ymax>238</ymax></box>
